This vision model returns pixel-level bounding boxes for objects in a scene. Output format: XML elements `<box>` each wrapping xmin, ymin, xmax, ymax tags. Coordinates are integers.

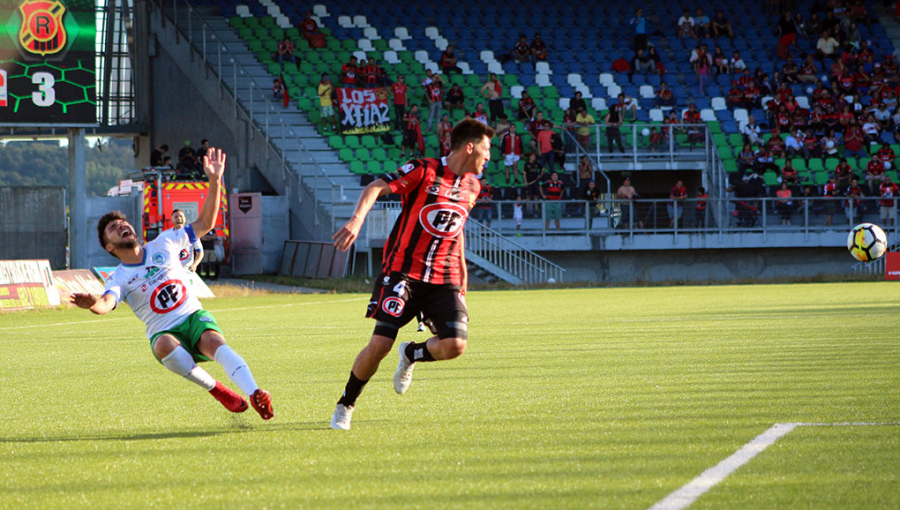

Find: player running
<box><xmin>171</xmin><ymin>208</ymin><xmax>203</xmax><ymax>272</ymax></box>
<box><xmin>330</xmin><ymin>119</ymin><xmax>494</xmax><ymax>430</ymax></box>
<box><xmin>68</xmin><ymin>149</ymin><xmax>274</xmax><ymax>420</ymax></box>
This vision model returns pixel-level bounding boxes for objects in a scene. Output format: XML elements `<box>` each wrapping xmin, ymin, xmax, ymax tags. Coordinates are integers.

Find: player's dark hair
<box><xmin>172</xmin><ymin>208</ymin><xmax>184</xmax><ymax>215</ymax></box>
<box><xmin>450</xmin><ymin>119</ymin><xmax>495</xmax><ymax>151</ymax></box>
<box><xmin>98</xmin><ymin>210</ymin><xmax>128</xmax><ymax>250</ymax></box>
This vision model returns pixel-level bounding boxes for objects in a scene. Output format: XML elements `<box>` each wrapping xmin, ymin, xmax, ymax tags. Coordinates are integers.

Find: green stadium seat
<box><xmin>257</xmin><ymin>51</ymin><xmax>274</xmax><ymax>64</ymax></box>
<box><xmin>329</xmin><ymin>135</ymin><xmax>345</xmax><ymax>150</ymax></box>
<box><xmin>383</xmin><ymin>160</ymin><xmax>398</xmax><ymax>173</ymax></box>
<box><xmin>360</xmin><ymin>135</ymin><xmax>376</xmax><ymax>148</ymax></box>
<box><xmin>244</xmin><ymin>17</ymin><xmax>260</xmax><ymax>28</ymax></box>
<box><xmin>543</xmin><ymin>88</ymin><xmax>559</xmax><ymax>99</ymax></box>
<box><xmin>728</xmin><ymin>133</ymin><xmax>744</xmax><ymax>147</ymax></box>
<box><xmin>366</xmin><ymin>161</ymin><xmax>382</xmax><ymax>174</ymax></box>
<box><xmin>286</xmin><ymin>28</ymin><xmax>300</xmax><ymax>39</ymax></box>
<box><xmin>388</xmin><ymin>148</ymin><xmax>402</xmax><ymax>160</ymax></box>
<box><xmin>239</xmin><ymin>28</ymin><xmax>254</xmax><ymax>40</ymax></box>
<box><xmin>502</xmin><ymin>74</ymin><xmax>517</xmax><ymax>87</ymax></box>
<box><xmin>270</xmin><ymin>28</ymin><xmax>284</xmax><ymax>40</ymax></box>
<box><xmin>355</xmin><ymin>148</ymin><xmax>371</xmax><ymax>160</ymax></box>
<box><xmin>763</xmin><ymin>172</ymin><xmax>780</xmax><ymax>186</ymax></box>
<box><xmin>229</xmin><ymin>17</ymin><xmax>245</xmax><ymax>29</ymax></box>
<box><xmin>708</xmin><ymin>122</ymin><xmax>722</xmax><ymax>134</ymax></box>
<box><xmin>344</xmin><ymin>136</ymin><xmax>360</xmax><ymax>149</ymax></box>
<box><xmin>371</xmin><ymin>148</ymin><xmax>387</xmax><ymax>161</ymax></box>
<box><xmin>373</xmin><ymin>40</ymin><xmax>389</xmax><ymax>52</ymax></box>
<box><xmin>814</xmin><ymin>172</ymin><xmax>830</xmax><ymax>185</ymax></box>
<box><xmin>824</xmin><ymin>158</ymin><xmax>839</xmax><ymax>171</ymax></box>
<box><xmin>296</xmin><ymin>97</ymin><xmax>312</xmax><ymax>111</ymax></box>
<box><xmin>320</xmin><ymin>27</ymin><xmax>332</xmax><ymax>36</ymax></box>
<box><xmin>712</xmin><ymin>134</ymin><xmax>727</xmax><ymax>147</ymax></box>
<box><xmin>326</xmin><ymin>39</ymin><xmax>341</xmax><ymax>51</ymax></box>
<box><xmin>808</xmin><ymin>159</ymin><xmax>824</xmax><ymax>171</ymax></box>
<box><xmin>339</xmin><ymin>148</ymin><xmax>354</xmax><ymax>162</ymax></box>
<box><xmin>254</xmin><ymin>28</ymin><xmax>269</xmax><ymax>40</ymax></box>
<box><xmin>350</xmin><ymin>161</ymin><xmax>366</xmax><ymax>174</ymax></box>
<box><xmin>792</xmin><ymin>159</ymin><xmax>807</xmax><ymax>171</ymax></box>
<box><xmin>526</xmin><ymin>86</ymin><xmax>543</xmax><ymax>99</ymax></box>
<box><xmin>267</xmin><ymin>63</ymin><xmax>281</xmax><ymax>76</ymax></box>
<box><xmin>308</xmin><ymin>110</ymin><xmax>321</xmax><ymax>124</ymax></box>
<box><xmin>264</xmin><ymin>40</ymin><xmax>278</xmax><ymax>53</ymax></box>
<box><xmin>723</xmin><ymin>159</ymin><xmax>738</xmax><ymax>173</ymax></box>
<box><xmin>260</xmin><ymin>17</ymin><xmax>276</xmax><ymax>28</ymax></box>
<box><xmin>342</xmin><ymin>40</ymin><xmax>357</xmax><ymax>51</ymax></box>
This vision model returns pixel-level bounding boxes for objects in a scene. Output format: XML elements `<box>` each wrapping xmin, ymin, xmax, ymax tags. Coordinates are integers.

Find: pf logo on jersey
<box><xmin>419</xmin><ymin>202</ymin><xmax>467</xmax><ymax>238</ymax></box>
<box><xmin>382</xmin><ymin>296</ymin><xmax>405</xmax><ymax>317</ymax></box>
<box><xmin>179</xmin><ymin>249</ymin><xmax>190</xmax><ymax>262</ymax></box>
<box><xmin>150</xmin><ymin>279</ymin><xmax>187</xmax><ymax>313</ymax></box>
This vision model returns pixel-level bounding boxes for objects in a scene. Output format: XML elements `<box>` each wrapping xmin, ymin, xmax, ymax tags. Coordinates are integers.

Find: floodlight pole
<box><xmin>68</xmin><ymin>128</ymin><xmax>87</xmax><ymax>269</ymax></box>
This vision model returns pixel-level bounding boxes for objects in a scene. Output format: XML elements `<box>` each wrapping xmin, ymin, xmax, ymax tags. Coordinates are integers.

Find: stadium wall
<box><xmin>0</xmin><ymin>187</ymin><xmax>67</xmax><ymax>269</ymax></box>
<box><xmin>543</xmin><ymin>248</ymin><xmax>854</xmax><ymax>284</ymax></box>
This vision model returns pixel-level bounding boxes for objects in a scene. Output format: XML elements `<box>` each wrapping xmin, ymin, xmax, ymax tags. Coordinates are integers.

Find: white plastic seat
<box><xmin>457</xmin><ymin>61</ymin><xmax>472</xmax><ymax>74</ymax></box>
<box><xmin>487</xmin><ymin>61</ymin><xmax>504</xmax><ymax>74</ymax></box>
<box><xmin>352</xmin><ymin>50</ymin><xmax>367</xmax><ymax>61</ymax></box>
<box><xmin>760</xmin><ymin>96</ymin><xmax>774</xmax><ymax>111</ymax></box>
<box><xmin>511</xmin><ymin>85</ymin><xmax>524</xmax><ymax>98</ymax></box>
<box><xmin>567</xmin><ymin>73</ymin><xmax>583</xmax><ymax>86</ymax></box>
<box><xmin>575</xmin><ymin>84</ymin><xmax>593</xmax><ymax>98</ymax></box>
<box><xmin>414</xmin><ymin>50</ymin><xmax>431</xmax><ymax>64</ymax></box>
<box><xmin>363</xmin><ymin>27</ymin><xmax>380</xmax><ymax>40</ymax></box>
<box><xmin>711</xmin><ymin>97</ymin><xmax>727</xmax><ymax>111</ymax></box>
<box><xmin>424</xmin><ymin>62</ymin><xmax>439</xmax><ymax>73</ymax></box>
<box><xmin>383</xmin><ymin>50</ymin><xmax>400</xmax><ymax>64</ymax></box>
<box><xmin>591</xmin><ymin>97</ymin><xmax>607</xmax><ymax>110</ymax></box>
<box><xmin>312</xmin><ymin>4</ymin><xmax>329</xmax><ymax>17</ymax></box>
<box><xmin>599</xmin><ymin>73</ymin><xmax>614</xmax><ymax>85</ymax></box>
<box><xmin>235</xmin><ymin>5</ymin><xmax>250</xmax><ymax>17</ymax></box>
<box><xmin>796</xmin><ymin>96</ymin><xmax>809</xmax><ymax>109</ymax></box>
<box><xmin>352</xmin><ymin>15</ymin><xmax>369</xmax><ymax>28</ymax></box>
<box><xmin>480</xmin><ymin>50</ymin><xmax>496</xmax><ymax>63</ymax></box>
<box><xmin>607</xmin><ymin>85</ymin><xmax>622</xmax><ymax>97</ymax></box>
<box><xmin>424</xmin><ymin>27</ymin><xmax>440</xmax><ymax>39</ymax></box>
<box><xmin>266</xmin><ymin>5</ymin><xmax>281</xmax><ymax>17</ymax></box>
<box><xmin>394</xmin><ymin>27</ymin><xmax>411</xmax><ymax>40</ymax></box>
<box><xmin>700</xmin><ymin>108</ymin><xmax>716</xmax><ymax>121</ymax></box>
<box><xmin>733</xmin><ymin>108</ymin><xmax>749</xmax><ymax>123</ymax></box>
<box><xmin>357</xmin><ymin>39</ymin><xmax>374</xmax><ymax>52</ymax></box>
<box><xmin>434</xmin><ymin>37</ymin><xmax>448</xmax><ymax>51</ymax></box>
<box><xmin>649</xmin><ymin>108</ymin><xmax>664</xmax><ymax>122</ymax></box>
<box><xmin>535</xmin><ymin>61</ymin><xmax>551</xmax><ymax>74</ymax></box>
<box><xmin>258</xmin><ymin>0</ymin><xmax>273</xmax><ymax>7</ymax></box>
<box><xmin>388</xmin><ymin>38</ymin><xmax>405</xmax><ymax>51</ymax></box>
<box><xmin>535</xmin><ymin>74</ymin><xmax>551</xmax><ymax>86</ymax></box>
<box><xmin>639</xmin><ymin>85</ymin><xmax>655</xmax><ymax>99</ymax></box>
<box><xmin>558</xmin><ymin>98</ymin><xmax>571</xmax><ymax>110</ymax></box>
<box><xmin>337</xmin><ymin>15</ymin><xmax>353</xmax><ymax>28</ymax></box>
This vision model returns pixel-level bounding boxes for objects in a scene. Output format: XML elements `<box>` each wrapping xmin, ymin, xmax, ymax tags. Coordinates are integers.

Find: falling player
<box><xmin>330</xmin><ymin>119</ymin><xmax>494</xmax><ymax>430</ymax></box>
<box><xmin>67</xmin><ymin>149</ymin><xmax>274</xmax><ymax>420</ymax></box>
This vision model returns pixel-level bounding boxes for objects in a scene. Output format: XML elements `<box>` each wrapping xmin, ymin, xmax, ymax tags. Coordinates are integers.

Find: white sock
<box><xmin>214</xmin><ymin>345</ymin><xmax>259</xmax><ymax>396</ymax></box>
<box><xmin>160</xmin><ymin>346</ymin><xmax>216</xmax><ymax>391</ymax></box>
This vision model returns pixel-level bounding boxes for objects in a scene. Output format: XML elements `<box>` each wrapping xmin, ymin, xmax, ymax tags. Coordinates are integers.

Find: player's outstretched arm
<box><xmin>191</xmin><ymin>148</ymin><xmax>227</xmax><ymax>238</ymax></box>
<box><xmin>333</xmin><ymin>179</ymin><xmax>392</xmax><ymax>251</ymax></box>
<box><xmin>68</xmin><ymin>292</ymin><xmax>116</xmax><ymax>315</ymax></box>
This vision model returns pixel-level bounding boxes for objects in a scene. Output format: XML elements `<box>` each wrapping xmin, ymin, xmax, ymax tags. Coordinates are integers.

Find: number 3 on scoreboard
<box><xmin>31</xmin><ymin>72</ymin><xmax>55</xmax><ymax>107</ymax></box>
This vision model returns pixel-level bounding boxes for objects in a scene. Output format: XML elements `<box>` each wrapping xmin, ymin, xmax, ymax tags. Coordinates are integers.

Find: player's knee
<box><xmin>152</xmin><ymin>336</ymin><xmax>179</xmax><ymax>359</ymax></box>
<box><xmin>443</xmin><ymin>338</ymin><xmax>467</xmax><ymax>359</ymax></box>
<box><xmin>366</xmin><ymin>335</ymin><xmax>394</xmax><ymax>360</ymax></box>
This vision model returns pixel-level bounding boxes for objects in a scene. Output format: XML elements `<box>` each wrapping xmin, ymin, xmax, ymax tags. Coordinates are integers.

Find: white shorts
<box><xmin>504</xmin><ymin>154</ymin><xmax>520</xmax><ymax>166</ymax></box>
<box><xmin>880</xmin><ymin>204</ymin><xmax>896</xmax><ymax>220</ymax></box>
<box><xmin>513</xmin><ymin>207</ymin><xmax>523</xmax><ymax>225</ymax></box>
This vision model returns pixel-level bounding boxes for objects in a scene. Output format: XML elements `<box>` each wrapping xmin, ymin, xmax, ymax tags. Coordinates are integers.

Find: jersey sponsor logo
<box><xmin>381</xmin><ymin>296</ymin><xmax>405</xmax><ymax>317</ymax></box>
<box><xmin>419</xmin><ymin>203</ymin><xmax>467</xmax><ymax>238</ymax></box>
<box><xmin>425</xmin><ymin>184</ymin><xmax>466</xmax><ymax>202</ymax></box>
<box><xmin>199</xmin><ymin>316</ymin><xmax>212</xmax><ymax>323</ymax></box>
<box><xmin>398</xmin><ymin>163</ymin><xmax>415</xmax><ymax>175</ymax></box>
<box><xmin>144</xmin><ymin>266</ymin><xmax>161</xmax><ymax>278</ymax></box>
<box><xmin>149</xmin><ymin>279</ymin><xmax>187</xmax><ymax>314</ymax></box>
<box><xmin>179</xmin><ymin>249</ymin><xmax>190</xmax><ymax>262</ymax></box>
<box><xmin>152</xmin><ymin>253</ymin><xmax>167</xmax><ymax>265</ymax></box>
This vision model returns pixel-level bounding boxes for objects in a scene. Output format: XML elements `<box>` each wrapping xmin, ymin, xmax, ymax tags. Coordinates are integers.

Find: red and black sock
<box><xmin>405</xmin><ymin>341</ymin><xmax>435</xmax><ymax>362</ymax></box>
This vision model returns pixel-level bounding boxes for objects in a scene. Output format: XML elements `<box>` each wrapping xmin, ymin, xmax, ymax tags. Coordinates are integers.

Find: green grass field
<box><xmin>0</xmin><ymin>283</ymin><xmax>898</xmax><ymax>509</ymax></box>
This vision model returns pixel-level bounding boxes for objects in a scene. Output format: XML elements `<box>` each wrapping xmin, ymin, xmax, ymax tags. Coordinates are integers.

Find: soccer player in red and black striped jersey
<box><xmin>329</xmin><ymin>119</ymin><xmax>495</xmax><ymax>430</ymax></box>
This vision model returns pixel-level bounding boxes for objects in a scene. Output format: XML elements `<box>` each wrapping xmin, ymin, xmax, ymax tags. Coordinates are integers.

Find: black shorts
<box><xmin>366</xmin><ymin>272</ymin><xmax>468</xmax><ymax>340</ymax></box>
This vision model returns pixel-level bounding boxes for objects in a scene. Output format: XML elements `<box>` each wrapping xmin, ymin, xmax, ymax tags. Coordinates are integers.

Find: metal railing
<box><xmin>465</xmin><ymin>219</ymin><xmax>566</xmax><ymax>284</ymax></box>
<box><xmin>564</xmin><ymin>122</ymin><xmax>713</xmax><ymax>162</ymax></box>
<box><xmin>852</xmin><ymin>238</ymin><xmax>900</xmax><ymax>275</ymax></box>
<box><xmin>149</xmin><ymin>0</ymin><xmax>340</xmax><ymax>235</ymax></box>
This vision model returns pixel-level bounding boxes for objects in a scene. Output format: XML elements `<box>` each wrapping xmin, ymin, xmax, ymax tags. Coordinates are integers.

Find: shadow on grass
<box><xmin>0</xmin><ymin>420</ymin><xmax>331</xmax><ymax>444</ymax></box>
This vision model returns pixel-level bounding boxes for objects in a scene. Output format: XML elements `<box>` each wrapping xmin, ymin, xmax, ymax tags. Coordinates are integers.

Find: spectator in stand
<box><xmin>605</xmin><ymin>100</ymin><xmax>625</xmax><ymax>154</ymax></box>
<box><xmin>798</xmin><ymin>55</ymin><xmax>819</xmax><ymax>83</ymax></box>
<box><xmin>822</xmin><ymin>129</ymin><xmax>842</xmax><ymax>160</ymax></box>
<box><xmin>341</xmin><ymin>56</ymin><xmax>358</xmax><ymax>86</ymax></box>
<box><xmin>870</xmin><ymin>101</ymin><xmax>891</xmax><ymax>131</ymax></box>
<box><xmin>440</xmin><ymin>45</ymin><xmax>462</xmax><ymax>75</ymax></box>
<box><xmin>177</xmin><ymin>140</ymin><xmax>197</xmax><ymax>176</ymax></box>
<box><xmin>617</xmin><ymin>92</ymin><xmax>638</xmax><ymax>122</ymax></box>
<box><xmin>150</xmin><ymin>144</ymin><xmax>168</xmax><ymax>167</ymax></box>
<box><xmin>694</xmin><ymin>8</ymin><xmax>711</xmax><ymax>39</ymax></box>
<box><xmin>668</xmin><ymin>180</ymin><xmax>687</xmax><ymax>228</ymax></box>
<box><xmin>616</xmin><ymin>176</ymin><xmax>641</xmax><ymax>229</ymax></box>
<box><xmin>471</xmin><ymin>102</ymin><xmax>490</xmax><ymax>126</ymax></box>
<box><xmin>849</xmin><ymin>0</ymin><xmax>869</xmax><ymax>26</ymax></box>
<box><xmin>816</xmin><ymin>30</ymin><xmax>840</xmax><ymax>61</ymax></box>
<box><xmin>866</xmin><ymin>156</ymin><xmax>886</xmax><ymax>195</ymax></box>
<box><xmin>390</xmin><ymin>75</ymin><xmax>408</xmax><ymax>131</ymax></box>
<box><xmin>649</xmin><ymin>127</ymin><xmax>665</xmax><ymax>152</ymax></box>
<box><xmin>835</xmin><ymin>157</ymin><xmax>855</xmax><ymax>187</ymax></box>
<box><xmin>570</xmin><ymin>91</ymin><xmax>587</xmax><ymax>113</ymax></box>
<box><xmin>845</xmin><ymin>118</ymin><xmax>868</xmax><ymax>158</ymax></box>
<box><xmin>776</xmin><ymin>182</ymin><xmax>794</xmax><ymax>225</ymax></box>
<box><xmin>769</xmin><ymin>128</ymin><xmax>787</xmax><ymax>158</ymax></box>
<box><xmin>696</xmin><ymin>47</ymin><xmax>711</xmax><ymax>96</ymax></box>
<box><xmin>742</xmin><ymin>115</ymin><xmax>762</xmax><ymax>145</ymax></box>
<box><xmin>361</xmin><ymin>59</ymin><xmax>379</xmax><ymax>88</ymax></box>
<box><xmin>823</xmin><ymin>185</ymin><xmax>842</xmax><ymax>226</ymax></box>
<box><xmin>726</xmin><ymin>82</ymin><xmax>745</xmax><ymax>108</ymax></box>
<box><xmin>712</xmin><ymin>46</ymin><xmax>730</xmax><ymax>74</ymax></box>
<box><xmin>846</xmin><ymin>177</ymin><xmax>864</xmax><ymax>224</ymax></box>
<box><xmin>494</xmin><ymin>114</ymin><xmax>511</xmax><ymax>139</ymax></box>
<box><xmin>730</xmin><ymin>51</ymin><xmax>748</xmax><ymax>73</ymax></box>
<box><xmin>630</xmin><ymin>49</ymin><xmax>655</xmax><ymax>81</ymax></box>
<box><xmin>272</xmin><ymin>76</ymin><xmax>285</xmax><ymax>99</ymax></box>
<box><xmin>439</xmin><ymin>131</ymin><xmax>452</xmax><ymax>158</ymax></box>
<box><xmin>754</xmin><ymin>144</ymin><xmax>778</xmax><ymax>174</ymax></box>
<box><xmin>563</xmin><ymin>106</ymin><xmax>578</xmax><ymax>152</ymax></box>
<box><xmin>785</xmin><ymin>128</ymin><xmax>804</xmax><ymax>159</ymax></box>
<box><xmin>677</xmin><ymin>9</ymin><xmax>697</xmax><ymax>44</ymax></box>
<box><xmin>583</xmin><ymin>180</ymin><xmax>601</xmax><ymax>228</ymax></box>
<box><xmin>480</xmin><ymin>73</ymin><xmax>504</xmax><ymax>126</ymax></box>
<box><xmin>655</xmin><ymin>81</ymin><xmax>676</xmax><ymax>107</ymax></box>
<box><xmin>423</xmin><ymin>71</ymin><xmax>444</xmax><ymax>131</ymax></box>
<box><xmin>793</xmin><ymin>12</ymin><xmax>808</xmax><ymax>39</ymax></box>
<box><xmin>807</xmin><ymin>12</ymin><xmax>822</xmax><ymax>40</ymax></box>
<box><xmin>517</xmin><ymin>90</ymin><xmax>536</xmax><ymax>121</ymax></box>
<box><xmin>578</xmin><ymin>155</ymin><xmax>595</xmax><ymax>185</ymax></box>
<box><xmin>501</xmin><ymin>123</ymin><xmax>523</xmax><ymax>185</ymax></box>
<box><xmin>575</xmin><ymin>106</ymin><xmax>594</xmax><ymax>149</ymax></box>
<box><xmin>277</xmin><ymin>36</ymin><xmax>296</xmax><ymax>65</ymax></box>
<box><xmin>780</xmin><ymin>158</ymin><xmax>799</xmax><ymax>184</ymax></box>
<box><xmin>472</xmin><ymin>180</ymin><xmax>494</xmax><ymax>228</ymax></box>
<box><xmin>317</xmin><ymin>74</ymin><xmax>338</xmax><ymax>132</ymax></box>
<box><xmin>300</xmin><ymin>10</ymin><xmax>326</xmax><ymax>48</ymax></box>
<box><xmin>630</xmin><ymin>8</ymin><xmax>649</xmax><ymax>51</ymax></box>
<box><xmin>512</xmin><ymin>34</ymin><xmax>531</xmax><ymax>64</ymax></box>
<box><xmin>400</xmin><ymin>104</ymin><xmax>423</xmax><ymax>158</ymax></box>
<box><xmin>437</xmin><ymin>113</ymin><xmax>453</xmax><ymax>141</ymax></box>
<box><xmin>782</xmin><ymin>58</ymin><xmax>800</xmax><ymax>83</ymax></box>
<box><xmin>879</xmin><ymin>175</ymin><xmax>898</xmax><ymax>227</ymax></box>
<box><xmin>531</xmin><ymin>34</ymin><xmax>548</xmax><ymax>63</ymax></box>
<box><xmin>695</xmin><ymin>187</ymin><xmax>708</xmax><ymax>227</ymax></box>
<box><xmin>536</xmin><ymin>122</ymin><xmax>559</xmax><ymax>174</ymax></box>
<box><xmin>195</xmin><ymin>140</ymin><xmax>210</xmax><ymax>169</ymax></box>
<box><xmin>611</xmin><ymin>53</ymin><xmax>632</xmax><ymax>74</ymax></box>
<box><xmin>647</xmin><ymin>46</ymin><xmax>665</xmax><ymax>78</ymax></box>
<box><xmin>541</xmin><ymin>172</ymin><xmax>565</xmax><ymax>231</ymax></box>
<box><xmin>712</xmin><ymin>10</ymin><xmax>735</xmax><ymax>39</ymax></box>
<box><xmin>683</xmin><ymin>103</ymin><xmax>702</xmax><ymax>125</ymax></box>
<box><xmin>877</xmin><ymin>143</ymin><xmax>895</xmax><ymax>170</ymax></box>
<box><xmin>775</xmin><ymin>11</ymin><xmax>798</xmax><ymax>60</ymax></box>
<box><xmin>862</xmin><ymin>114</ymin><xmax>882</xmax><ymax>147</ymax></box>
<box><xmin>445</xmin><ymin>83</ymin><xmax>465</xmax><ymax>114</ymax></box>
<box><xmin>523</xmin><ymin>152</ymin><xmax>545</xmax><ymax>216</ymax></box>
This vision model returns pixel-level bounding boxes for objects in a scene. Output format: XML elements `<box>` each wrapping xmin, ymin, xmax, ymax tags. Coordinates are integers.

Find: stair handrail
<box><xmin>465</xmin><ymin>219</ymin><xmax>566</xmax><ymax>284</ymax></box>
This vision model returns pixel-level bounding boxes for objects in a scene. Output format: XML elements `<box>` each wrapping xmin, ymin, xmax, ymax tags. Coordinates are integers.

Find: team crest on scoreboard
<box><xmin>18</xmin><ymin>0</ymin><xmax>67</xmax><ymax>57</ymax></box>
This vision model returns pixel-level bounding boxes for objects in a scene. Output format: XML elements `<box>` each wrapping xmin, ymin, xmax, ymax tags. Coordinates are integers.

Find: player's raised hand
<box><xmin>68</xmin><ymin>292</ymin><xmax>98</xmax><ymax>310</ymax></box>
<box><xmin>333</xmin><ymin>218</ymin><xmax>362</xmax><ymax>252</ymax></box>
<box><xmin>203</xmin><ymin>148</ymin><xmax>226</xmax><ymax>183</ymax></box>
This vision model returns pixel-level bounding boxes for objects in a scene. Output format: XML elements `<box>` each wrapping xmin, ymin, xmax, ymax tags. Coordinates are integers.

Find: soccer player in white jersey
<box><xmin>171</xmin><ymin>208</ymin><xmax>203</xmax><ymax>272</ymax></box>
<box><xmin>68</xmin><ymin>149</ymin><xmax>274</xmax><ymax>420</ymax></box>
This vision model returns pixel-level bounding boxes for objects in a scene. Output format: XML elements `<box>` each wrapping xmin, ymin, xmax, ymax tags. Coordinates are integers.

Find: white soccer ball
<box><xmin>641</xmin><ymin>128</ymin><xmax>650</xmax><ymax>136</ymax></box>
<box><xmin>826</xmin><ymin>140</ymin><xmax>835</xmax><ymax>149</ymax></box>
<box><xmin>547</xmin><ymin>277</ymin><xmax>556</xmax><ymax>284</ymax></box>
<box><xmin>847</xmin><ymin>223</ymin><xmax>888</xmax><ymax>262</ymax></box>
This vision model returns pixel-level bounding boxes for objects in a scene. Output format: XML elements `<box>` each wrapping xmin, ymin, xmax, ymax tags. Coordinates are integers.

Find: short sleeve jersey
<box><xmin>103</xmin><ymin>226</ymin><xmax>203</xmax><ymax>339</ymax></box>
<box><xmin>177</xmin><ymin>230</ymin><xmax>204</xmax><ymax>269</ymax></box>
<box><xmin>380</xmin><ymin>157</ymin><xmax>481</xmax><ymax>285</ymax></box>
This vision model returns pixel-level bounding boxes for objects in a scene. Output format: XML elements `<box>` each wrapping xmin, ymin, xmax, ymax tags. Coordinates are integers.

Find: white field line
<box><xmin>0</xmin><ymin>297</ymin><xmax>366</xmax><ymax>331</ymax></box>
<box><xmin>647</xmin><ymin>422</ymin><xmax>900</xmax><ymax>510</ymax></box>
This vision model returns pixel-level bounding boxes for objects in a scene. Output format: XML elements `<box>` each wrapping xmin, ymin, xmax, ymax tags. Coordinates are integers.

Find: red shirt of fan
<box><xmin>877</xmin><ymin>147</ymin><xmax>895</xmax><ymax>163</ymax></box>
<box><xmin>867</xmin><ymin>159</ymin><xmax>885</xmax><ymax>175</ymax></box>
<box><xmin>380</xmin><ymin>157</ymin><xmax>480</xmax><ymax>285</ymax></box>
<box><xmin>880</xmin><ymin>182</ymin><xmax>899</xmax><ymax>207</ymax></box>
<box><xmin>544</xmin><ymin>179</ymin><xmax>564</xmax><ymax>200</ymax></box>
<box><xmin>391</xmin><ymin>82</ymin><xmax>407</xmax><ymax>105</ymax></box>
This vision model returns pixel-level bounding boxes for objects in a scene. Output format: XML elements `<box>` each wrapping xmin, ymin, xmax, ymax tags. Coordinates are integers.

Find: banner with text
<box><xmin>0</xmin><ymin>260</ymin><xmax>60</xmax><ymax>311</ymax></box>
<box><xmin>337</xmin><ymin>87</ymin><xmax>391</xmax><ymax>135</ymax></box>
<box><xmin>885</xmin><ymin>252</ymin><xmax>900</xmax><ymax>280</ymax></box>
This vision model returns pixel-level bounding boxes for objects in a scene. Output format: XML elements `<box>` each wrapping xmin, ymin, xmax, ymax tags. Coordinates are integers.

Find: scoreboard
<box><xmin>0</xmin><ymin>0</ymin><xmax>95</xmax><ymax>126</ymax></box>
